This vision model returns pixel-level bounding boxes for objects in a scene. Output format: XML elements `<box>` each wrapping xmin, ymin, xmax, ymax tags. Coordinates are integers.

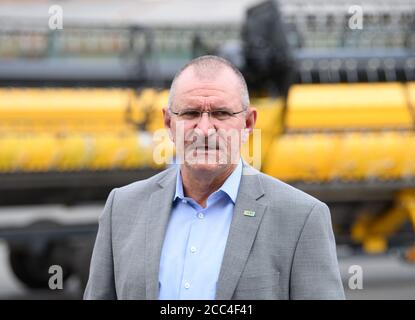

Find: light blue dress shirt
<box><xmin>158</xmin><ymin>159</ymin><xmax>243</xmax><ymax>300</ymax></box>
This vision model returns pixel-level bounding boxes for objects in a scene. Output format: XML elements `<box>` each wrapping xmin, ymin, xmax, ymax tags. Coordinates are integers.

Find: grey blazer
<box><xmin>84</xmin><ymin>163</ymin><xmax>345</xmax><ymax>300</ymax></box>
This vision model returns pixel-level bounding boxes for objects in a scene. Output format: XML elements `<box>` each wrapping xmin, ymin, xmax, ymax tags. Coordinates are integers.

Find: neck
<box><xmin>180</xmin><ymin>164</ymin><xmax>237</xmax><ymax>208</ymax></box>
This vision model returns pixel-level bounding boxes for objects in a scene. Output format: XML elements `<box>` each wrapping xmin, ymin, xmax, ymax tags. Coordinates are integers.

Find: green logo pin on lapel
<box><xmin>243</xmin><ymin>210</ymin><xmax>256</xmax><ymax>217</ymax></box>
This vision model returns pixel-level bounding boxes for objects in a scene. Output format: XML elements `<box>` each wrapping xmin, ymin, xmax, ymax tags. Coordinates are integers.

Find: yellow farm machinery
<box><xmin>0</xmin><ymin>0</ymin><xmax>415</xmax><ymax>288</ymax></box>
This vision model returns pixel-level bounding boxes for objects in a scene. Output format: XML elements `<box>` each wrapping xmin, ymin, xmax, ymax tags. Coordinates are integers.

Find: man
<box><xmin>84</xmin><ymin>55</ymin><xmax>345</xmax><ymax>300</ymax></box>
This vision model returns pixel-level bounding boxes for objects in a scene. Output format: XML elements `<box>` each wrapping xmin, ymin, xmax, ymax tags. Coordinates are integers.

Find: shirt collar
<box><xmin>174</xmin><ymin>158</ymin><xmax>243</xmax><ymax>204</ymax></box>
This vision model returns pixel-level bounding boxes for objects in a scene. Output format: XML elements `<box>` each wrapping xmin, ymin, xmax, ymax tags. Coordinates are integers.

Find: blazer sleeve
<box><xmin>83</xmin><ymin>188</ymin><xmax>117</xmax><ymax>300</ymax></box>
<box><xmin>290</xmin><ymin>201</ymin><xmax>345</xmax><ymax>299</ymax></box>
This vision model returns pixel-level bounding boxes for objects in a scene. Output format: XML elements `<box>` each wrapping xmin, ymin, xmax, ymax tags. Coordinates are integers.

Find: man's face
<box><xmin>163</xmin><ymin>67</ymin><xmax>256</xmax><ymax>173</ymax></box>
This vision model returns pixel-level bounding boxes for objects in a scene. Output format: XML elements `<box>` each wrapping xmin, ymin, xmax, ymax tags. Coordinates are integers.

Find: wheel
<box><xmin>67</xmin><ymin>235</ymin><xmax>95</xmax><ymax>290</ymax></box>
<box><xmin>9</xmin><ymin>240</ymin><xmax>73</xmax><ymax>289</ymax></box>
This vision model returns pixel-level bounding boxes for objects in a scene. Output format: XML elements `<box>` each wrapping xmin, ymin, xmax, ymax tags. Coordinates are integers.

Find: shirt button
<box><xmin>184</xmin><ymin>282</ymin><xmax>191</xmax><ymax>289</ymax></box>
<box><xmin>197</xmin><ymin>212</ymin><xmax>204</xmax><ymax>219</ymax></box>
<box><xmin>190</xmin><ymin>246</ymin><xmax>197</xmax><ymax>253</ymax></box>
<box><xmin>182</xmin><ymin>199</ymin><xmax>187</xmax><ymax>204</ymax></box>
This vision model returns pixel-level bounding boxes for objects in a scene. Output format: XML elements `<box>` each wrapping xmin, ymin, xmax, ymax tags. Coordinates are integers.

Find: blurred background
<box><xmin>0</xmin><ymin>0</ymin><xmax>415</xmax><ymax>299</ymax></box>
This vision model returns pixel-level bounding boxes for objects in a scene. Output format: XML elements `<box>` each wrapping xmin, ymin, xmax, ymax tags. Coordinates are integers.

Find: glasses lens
<box><xmin>179</xmin><ymin>110</ymin><xmax>201</xmax><ymax>120</ymax></box>
<box><xmin>175</xmin><ymin>109</ymin><xmax>240</xmax><ymax>121</ymax></box>
<box><xmin>211</xmin><ymin>110</ymin><xmax>232</xmax><ymax>120</ymax></box>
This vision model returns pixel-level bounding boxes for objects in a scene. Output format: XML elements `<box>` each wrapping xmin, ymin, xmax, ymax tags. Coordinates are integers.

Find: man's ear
<box><xmin>162</xmin><ymin>107</ymin><xmax>174</xmax><ymax>141</ymax></box>
<box><xmin>245</xmin><ymin>106</ymin><xmax>257</xmax><ymax>134</ymax></box>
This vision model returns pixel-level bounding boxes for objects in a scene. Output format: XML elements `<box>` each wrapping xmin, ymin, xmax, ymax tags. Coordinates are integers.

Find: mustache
<box><xmin>181</xmin><ymin>129</ymin><xmax>241</xmax><ymax>151</ymax></box>
<box><xmin>186</xmin><ymin>137</ymin><xmax>223</xmax><ymax>150</ymax></box>
<box><xmin>189</xmin><ymin>143</ymin><xmax>221</xmax><ymax>150</ymax></box>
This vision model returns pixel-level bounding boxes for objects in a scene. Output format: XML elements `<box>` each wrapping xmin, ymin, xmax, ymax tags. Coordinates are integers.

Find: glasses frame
<box><xmin>169</xmin><ymin>108</ymin><xmax>246</xmax><ymax>122</ymax></box>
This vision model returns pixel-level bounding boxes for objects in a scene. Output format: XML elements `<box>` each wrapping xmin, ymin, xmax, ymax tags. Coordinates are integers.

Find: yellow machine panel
<box><xmin>286</xmin><ymin>83</ymin><xmax>414</xmax><ymax>131</ymax></box>
<box><xmin>0</xmin><ymin>88</ymin><xmax>136</xmax><ymax>133</ymax></box>
<box><xmin>263</xmin><ymin>131</ymin><xmax>415</xmax><ymax>182</ymax></box>
<box><xmin>0</xmin><ymin>132</ymin><xmax>158</xmax><ymax>172</ymax></box>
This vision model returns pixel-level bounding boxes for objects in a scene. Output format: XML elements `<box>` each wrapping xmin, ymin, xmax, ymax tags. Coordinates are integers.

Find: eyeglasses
<box><xmin>169</xmin><ymin>108</ymin><xmax>246</xmax><ymax>121</ymax></box>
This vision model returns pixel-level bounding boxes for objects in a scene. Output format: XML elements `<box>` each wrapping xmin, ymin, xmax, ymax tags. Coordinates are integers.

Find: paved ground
<box><xmin>338</xmin><ymin>248</ymin><xmax>415</xmax><ymax>299</ymax></box>
<box><xmin>0</xmin><ymin>239</ymin><xmax>414</xmax><ymax>300</ymax></box>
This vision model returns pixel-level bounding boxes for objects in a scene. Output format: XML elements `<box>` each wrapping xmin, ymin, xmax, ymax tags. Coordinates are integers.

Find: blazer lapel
<box><xmin>215</xmin><ymin>165</ymin><xmax>267</xmax><ymax>300</ymax></box>
<box><xmin>144</xmin><ymin>166</ymin><xmax>177</xmax><ymax>299</ymax></box>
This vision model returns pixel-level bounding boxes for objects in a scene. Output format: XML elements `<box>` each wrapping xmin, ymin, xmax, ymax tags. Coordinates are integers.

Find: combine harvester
<box><xmin>0</xmin><ymin>0</ymin><xmax>414</xmax><ymax>288</ymax></box>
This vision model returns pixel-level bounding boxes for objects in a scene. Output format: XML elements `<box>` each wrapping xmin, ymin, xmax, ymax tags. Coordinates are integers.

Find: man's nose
<box><xmin>196</xmin><ymin>112</ymin><xmax>215</xmax><ymax>136</ymax></box>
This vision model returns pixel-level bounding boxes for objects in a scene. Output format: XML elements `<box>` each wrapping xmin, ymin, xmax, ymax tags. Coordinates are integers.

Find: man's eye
<box><xmin>212</xmin><ymin>111</ymin><xmax>231</xmax><ymax>118</ymax></box>
<box><xmin>181</xmin><ymin>111</ymin><xmax>200</xmax><ymax>118</ymax></box>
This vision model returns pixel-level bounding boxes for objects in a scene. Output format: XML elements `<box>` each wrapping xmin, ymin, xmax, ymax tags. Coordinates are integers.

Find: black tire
<box><xmin>68</xmin><ymin>235</ymin><xmax>95</xmax><ymax>291</ymax></box>
<box><xmin>9</xmin><ymin>241</ymin><xmax>73</xmax><ymax>289</ymax></box>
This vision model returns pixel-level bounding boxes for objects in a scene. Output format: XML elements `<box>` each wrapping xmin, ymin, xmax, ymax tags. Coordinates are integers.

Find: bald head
<box><xmin>168</xmin><ymin>55</ymin><xmax>250</xmax><ymax>110</ymax></box>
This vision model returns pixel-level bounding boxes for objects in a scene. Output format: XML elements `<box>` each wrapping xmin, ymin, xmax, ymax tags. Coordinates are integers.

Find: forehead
<box><xmin>173</xmin><ymin>67</ymin><xmax>241</xmax><ymax>107</ymax></box>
